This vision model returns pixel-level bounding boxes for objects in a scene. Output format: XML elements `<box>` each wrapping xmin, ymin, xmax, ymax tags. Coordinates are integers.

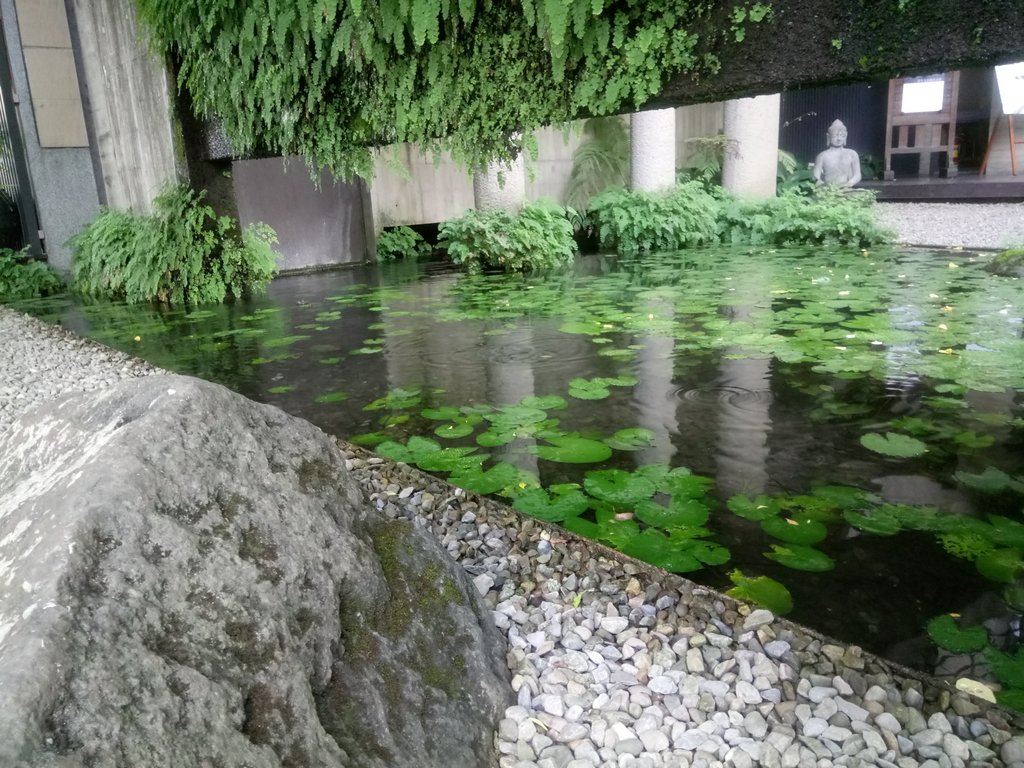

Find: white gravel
<box><xmin>874</xmin><ymin>202</ymin><xmax>1024</xmax><ymax>251</ymax></box>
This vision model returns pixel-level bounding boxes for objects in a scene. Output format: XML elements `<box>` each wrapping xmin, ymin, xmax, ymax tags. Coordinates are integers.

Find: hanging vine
<box><xmin>134</xmin><ymin>0</ymin><xmax>726</xmax><ymax>178</ymax></box>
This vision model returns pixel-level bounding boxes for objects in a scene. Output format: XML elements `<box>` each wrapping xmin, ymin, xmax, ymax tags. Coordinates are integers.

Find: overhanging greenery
<box><xmin>135</xmin><ymin>1</ymin><xmax>1024</xmax><ymax>180</ymax></box>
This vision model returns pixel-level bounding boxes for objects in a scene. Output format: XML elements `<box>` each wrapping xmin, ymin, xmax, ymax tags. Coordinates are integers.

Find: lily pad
<box><xmin>726</xmin><ymin>569</ymin><xmax>793</xmax><ymax>615</ymax></box>
<box><xmin>449</xmin><ymin>462</ymin><xmax>523</xmax><ymax>496</ymax></box>
<box><xmin>761</xmin><ymin>516</ymin><xmax>828</xmax><ymax>546</ymax></box>
<box><xmin>844</xmin><ymin>509</ymin><xmax>902</xmax><ymax>536</ymax></box>
<box><xmin>926</xmin><ymin>614</ymin><xmax>989</xmax><ymax>653</ymax></box>
<box><xmin>765</xmin><ymin>544</ymin><xmax>835</xmax><ymax>572</ymax></box>
<box><xmin>583</xmin><ymin>469</ymin><xmax>656</xmax><ymax>508</ymax></box>
<box><xmin>421</xmin><ymin>406</ymin><xmax>462</xmax><ymax>421</ymax></box>
<box><xmin>268</xmin><ymin>385</ymin><xmax>294</xmax><ymax>394</ymax></box>
<box><xmin>350</xmin><ymin>431</ymin><xmax>390</xmax><ymax>447</ymax></box>
<box><xmin>513</xmin><ymin>487</ymin><xmax>590</xmax><ymax>522</ymax></box>
<box><xmin>727</xmin><ymin>494</ymin><xmax>780</xmax><ymax>521</ymax></box>
<box><xmin>568</xmin><ymin>377</ymin><xmax>611</xmax><ymax>400</ymax></box>
<box><xmin>976</xmin><ymin>548</ymin><xmax>1024</xmax><ymax>583</ymax></box>
<box><xmin>604</xmin><ymin>428</ymin><xmax>657</xmax><ymax>451</ymax></box>
<box><xmin>315</xmin><ymin>391</ymin><xmax>348</xmax><ymax>403</ymax></box>
<box><xmin>530</xmin><ymin>436</ymin><xmax>613</xmax><ymax>464</ymax></box>
<box><xmin>621</xmin><ymin>529</ymin><xmax>703</xmax><ymax>573</ymax></box>
<box><xmin>263</xmin><ymin>334</ymin><xmax>309</xmax><ymax>348</ymax></box>
<box><xmin>434</xmin><ymin>422</ymin><xmax>476</xmax><ymax>439</ymax></box>
<box><xmin>635</xmin><ymin>497</ymin><xmax>710</xmax><ymax>528</ymax></box>
<box><xmin>955</xmin><ymin>466</ymin><xmax>1024</xmax><ymax>495</ymax></box>
<box><xmin>860</xmin><ymin>432</ymin><xmax>928</xmax><ymax>458</ymax></box>
<box><xmin>520</xmin><ymin>395</ymin><xmax>568</xmax><ymax>410</ymax></box>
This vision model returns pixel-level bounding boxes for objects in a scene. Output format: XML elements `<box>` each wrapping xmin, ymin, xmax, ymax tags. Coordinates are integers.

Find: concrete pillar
<box><xmin>472</xmin><ymin>155</ymin><xmax>525</xmax><ymax>212</ymax></box>
<box><xmin>631</xmin><ymin>108</ymin><xmax>676</xmax><ymax>192</ymax></box>
<box><xmin>721</xmin><ymin>94</ymin><xmax>781</xmax><ymax>199</ymax></box>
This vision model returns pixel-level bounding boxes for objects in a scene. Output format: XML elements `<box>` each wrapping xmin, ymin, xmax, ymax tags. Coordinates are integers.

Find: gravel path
<box><xmin>874</xmin><ymin>202</ymin><xmax>1024</xmax><ymax>251</ymax></box>
<box><xmin>2</xmin><ymin>203</ymin><xmax>1024</xmax><ymax>766</ymax></box>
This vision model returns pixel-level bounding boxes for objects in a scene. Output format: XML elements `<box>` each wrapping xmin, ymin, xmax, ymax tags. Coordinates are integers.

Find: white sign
<box><xmin>996</xmin><ymin>62</ymin><xmax>1024</xmax><ymax>115</ymax></box>
<box><xmin>901</xmin><ymin>78</ymin><xmax>944</xmax><ymax>113</ymax></box>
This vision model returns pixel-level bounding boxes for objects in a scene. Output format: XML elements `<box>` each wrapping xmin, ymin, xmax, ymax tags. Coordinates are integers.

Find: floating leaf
<box><xmin>955</xmin><ymin>467</ymin><xmax>1024</xmax><ymax>495</ymax></box>
<box><xmin>485</xmin><ymin>405</ymin><xmax>549</xmax><ymax>426</ymax></box>
<box><xmin>268</xmin><ymin>385</ymin><xmax>294</xmax><ymax>394</ymax></box>
<box><xmin>844</xmin><ymin>509</ymin><xmax>902</xmax><ymax>536</ymax></box>
<box><xmin>726</xmin><ymin>569</ymin><xmax>793</xmax><ymax>615</ymax></box>
<box><xmin>984</xmin><ymin>647</ymin><xmax>1024</xmax><ymax>690</ymax></box>
<box><xmin>568</xmin><ymin>377</ymin><xmax>611</xmax><ymax>400</ymax></box>
<box><xmin>761</xmin><ymin>516</ymin><xmax>828</xmax><ymax>546</ymax></box>
<box><xmin>434</xmin><ymin>422</ymin><xmax>475</xmax><ymax>439</ymax></box>
<box><xmin>421</xmin><ymin>406</ymin><xmax>462</xmax><ymax>421</ymax></box>
<box><xmin>954</xmin><ymin>431</ymin><xmax>995</xmax><ymax>450</ymax></box>
<box><xmin>976</xmin><ymin>548</ymin><xmax>1024</xmax><ymax>583</ymax></box>
<box><xmin>635</xmin><ymin>497</ymin><xmax>710</xmax><ymax>528</ymax></box>
<box><xmin>530</xmin><ymin>436</ymin><xmax>613</xmax><ymax>464</ymax></box>
<box><xmin>583</xmin><ymin>469</ymin><xmax>656</xmax><ymax>507</ymax></box>
<box><xmin>687</xmin><ymin>540</ymin><xmax>731</xmax><ymax>566</ymax></box>
<box><xmin>319</xmin><ymin>357</ymin><xmax>342</xmax><ymax>365</ymax></box>
<box><xmin>727</xmin><ymin>495</ymin><xmax>779</xmax><ymax>521</ymax></box>
<box><xmin>263</xmin><ymin>334</ymin><xmax>309</xmax><ymax>348</ymax></box>
<box><xmin>812</xmin><ymin>485</ymin><xmax>876</xmax><ymax>509</ymax></box>
<box><xmin>765</xmin><ymin>544</ymin><xmax>835</xmax><ymax>572</ymax></box>
<box><xmin>449</xmin><ymin>462</ymin><xmax>523</xmax><ymax>496</ymax></box>
<box><xmin>860</xmin><ymin>432</ymin><xmax>928</xmax><ymax>458</ymax></box>
<box><xmin>315</xmin><ymin>391</ymin><xmax>348</xmax><ymax>403</ymax></box>
<box><xmin>621</xmin><ymin>529</ymin><xmax>702</xmax><ymax>572</ymax></box>
<box><xmin>520</xmin><ymin>395</ymin><xmax>568</xmax><ymax>411</ymax></box>
<box><xmin>512</xmin><ymin>487</ymin><xmax>590</xmax><ymax>522</ymax></box>
<box><xmin>926</xmin><ymin>615</ymin><xmax>989</xmax><ymax>653</ymax></box>
<box><xmin>604</xmin><ymin>427</ymin><xmax>656</xmax><ymax>451</ymax></box>
<box><xmin>350</xmin><ymin>431</ymin><xmax>390</xmax><ymax>446</ymax></box>
<box><xmin>364</xmin><ymin>387</ymin><xmax>422</xmax><ymax>411</ymax></box>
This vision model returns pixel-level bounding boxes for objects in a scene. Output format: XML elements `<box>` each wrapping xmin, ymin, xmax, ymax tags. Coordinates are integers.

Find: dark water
<box><xmin>17</xmin><ymin>247</ymin><xmax>1024</xmax><ymax>670</ymax></box>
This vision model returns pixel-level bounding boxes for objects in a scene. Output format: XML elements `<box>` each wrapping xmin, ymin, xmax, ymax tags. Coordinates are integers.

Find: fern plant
<box><xmin>376</xmin><ymin>226</ymin><xmax>432</xmax><ymax>262</ymax></box>
<box><xmin>438</xmin><ymin>201</ymin><xmax>577</xmax><ymax>274</ymax></box>
<box><xmin>563</xmin><ymin>116</ymin><xmax>630</xmax><ymax>211</ymax></box>
<box><xmin>587</xmin><ymin>182</ymin><xmax>721</xmax><ymax>255</ymax></box>
<box><xmin>70</xmin><ymin>185</ymin><xmax>278</xmax><ymax>305</ymax></box>
<box><xmin>0</xmin><ymin>248</ymin><xmax>64</xmax><ymax>302</ymax></box>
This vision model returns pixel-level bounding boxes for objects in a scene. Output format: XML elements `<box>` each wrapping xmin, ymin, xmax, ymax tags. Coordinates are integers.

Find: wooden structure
<box><xmin>883</xmin><ymin>72</ymin><xmax>960</xmax><ymax>180</ymax></box>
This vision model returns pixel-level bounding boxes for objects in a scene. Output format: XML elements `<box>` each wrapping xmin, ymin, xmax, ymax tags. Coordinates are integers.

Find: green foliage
<box><xmin>926</xmin><ymin>614</ymin><xmax>988</xmax><ymax>653</ymax></box>
<box><xmin>588</xmin><ymin>182</ymin><xmax>721</xmax><ymax>255</ymax></box>
<box><xmin>726</xmin><ymin>569</ymin><xmax>793</xmax><ymax>615</ymax></box>
<box><xmin>717</xmin><ymin>188</ymin><xmax>892</xmax><ymax>248</ymax></box>
<box><xmin>438</xmin><ymin>201</ymin><xmax>577</xmax><ymax>273</ymax></box>
<box><xmin>0</xmin><ymin>248</ymin><xmax>63</xmax><ymax>302</ymax></box>
<box><xmin>70</xmin><ymin>186</ymin><xmax>278</xmax><ymax>306</ymax></box>
<box><xmin>859</xmin><ymin>431</ymin><xmax>929</xmax><ymax>458</ymax></box>
<box><xmin>564</xmin><ymin>116</ymin><xmax>630</xmax><ymax>211</ymax></box>
<box><xmin>376</xmin><ymin>226</ymin><xmax>432</xmax><ymax>262</ymax></box>
<box><xmin>134</xmin><ymin>1</ymin><xmax>716</xmax><ymax>179</ymax></box>
<box><xmin>986</xmin><ymin>248</ymin><xmax>1024</xmax><ymax>277</ymax></box>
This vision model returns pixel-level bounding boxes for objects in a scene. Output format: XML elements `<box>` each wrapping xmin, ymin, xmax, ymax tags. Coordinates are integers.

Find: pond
<box><xmin>16</xmin><ymin>246</ymin><xmax>1024</xmax><ymax>674</ymax></box>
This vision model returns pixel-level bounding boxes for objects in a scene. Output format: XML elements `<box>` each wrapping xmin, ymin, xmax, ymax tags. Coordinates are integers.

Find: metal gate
<box><xmin>0</xmin><ymin>18</ymin><xmax>41</xmax><ymax>255</ymax></box>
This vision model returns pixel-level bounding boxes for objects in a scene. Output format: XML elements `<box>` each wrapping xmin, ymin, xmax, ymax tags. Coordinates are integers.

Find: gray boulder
<box><xmin>0</xmin><ymin>374</ymin><xmax>509</xmax><ymax>767</ymax></box>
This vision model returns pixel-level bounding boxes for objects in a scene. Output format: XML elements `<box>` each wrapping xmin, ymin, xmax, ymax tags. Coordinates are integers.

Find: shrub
<box><xmin>718</xmin><ymin>187</ymin><xmax>892</xmax><ymax>247</ymax></box>
<box><xmin>0</xmin><ymin>248</ymin><xmax>64</xmax><ymax>301</ymax></box>
<box><xmin>438</xmin><ymin>201</ymin><xmax>577</xmax><ymax>274</ymax></box>
<box><xmin>563</xmin><ymin>116</ymin><xmax>630</xmax><ymax>211</ymax></box>
<box><xmin>70</xmin><ymin>185</ymin><xmax>278</xmax><ymax>305</ymax></box>
<box><xmin>587</xmin><ymin>182</ymin><xmax>721</xmax><ymax>255</ymax></box>
<box><xmin>376</xmin><ymin>225</ymin><xmax>432</xmax><ymax>261</ymax></box>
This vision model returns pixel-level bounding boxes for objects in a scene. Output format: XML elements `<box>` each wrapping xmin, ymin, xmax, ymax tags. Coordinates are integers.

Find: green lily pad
<box><xmin>485</xmin><ymin>405</ymin><xmax>549</xmax><ymax>426</ymax></box>
<box><xmin>926</xmin><ymin>614</ymin><xmax>989</xmax><ymax>653</ymax></box>
<box><xmin>859</xmin><ymin>432</ymin><xmax>928</xmax><ymax>458</ymax></box>
<box><xmin>726</xmin><ymin>569</ymin><xmax>793</xmax><ymax>615</ymax></box>
<box><xmin>955</xmin><ymin>466</ymin><xmax>1024</xmax><ymax>494</ymax></box>
<box><xmin>954</xmin><ymin>431</ymin><xmax>995</xmax><ymax>450</ymax></box>
<box><xmin>421</xmin><ymin>407</ymin><xmax>462</xmax><ymax>421</ymax></box>
<box><xmin>764</xmin><ymin>544</ymin><xmax>835</xmax><ymax>572</ymax></box>
<box><xmin>268</xmin><ymin>385</ymin><xmax>294</xmax><ymax>394</ymax></box>
<box><xmin>727</xmin><ymin>494</ymin><xmax>780</xmax><ymax>521</ymax></box>
<box><xmin>844</xmin><ymin>509</ymin><xmax>902</xmax><ymax>536</ymax></box>
<box><xmin>583</xmin><ymin>469</ymin><xmax>656</xmax><ymax>508</ymax></box>
<box><xmin>621</xmin><ymin>529</ymin><xmax>703</xmax><ymax>573</ymax></box>
<box><xmin>568</xmin><ymin>378</ymin><xmax>611</xmax><ymax>400</ymax></box>
<box><xmin>449</xmin><ymin>462</ymin><xmax>523</xmax><ymax>496</ymax></box>
<box><xmin>350</xmin><ymin>431</ymin><xmax>390</xmax><ymax>446</ymax></box>
<box><xmin>530</xmin><ymin>436</ymin><xmax>613</xmax><ymax>464</ymax></box>
<box><xmin>977</xmin><ymin>548</ymin><xmax>1024</xmax><ymax>583</ymax></box>
<box><xmin>761</xmin><ymin>516</ymin><xmax>828</xmax><ymax>546</ymax></box>
<box><xmin>315</xmin><ymin>391</ymin><xmax>348</xmax><ymax>403</ymax></box>
<box><xmin>319</xmin><ymin>357</ymin><xmax>342</xmax><ymax>365</ymax></box>
<box><xmin>560</xmin><ymin>320</ymin><xmax>605</xmax><ymax>335</ymax></box>
<box><xmin>376</xmin><ymin>436</ymin><xmax>482</xmax><ymax>473</ymax></box>
<box><xmin>635</xmin><ymin>497</ymin><xmax>710</xmax><ymax>528</ymax></box>
<box><xmin>686</xmin><ymin>540</ymin><xmax>731</xmax><ymax>566</ymax></box>
<box><xmin>985</xmin><ymin>647</ymin><xmax>1024</xmax><ymax>690</ymax></box>
<box><xmin>520</xmin><ymin>395</ymin><xmax>568</xmax><ymax>410</ymax></box>
<box><xmin>263</xmin><ymin>334</ymin><xmax>309</xmax><ymax>348</ymax></box>
<box><xmin>513</xmin><ymin>487</ymin><xmax>590</xmax><ymax>522</ymax></box>
<box><xmin>434</xmin><ymin>422</ymin><xmax>475</xmax><ymax>439</ymax></box>
<box><xmin>364</xmin><ymin>387</ymin><xmax>423</xmax><ymax>411</ymax></box>
<box><xmin>604</xmin><ymin>428</ymin><xmax>656</xmax><ymax>451</ymax></box>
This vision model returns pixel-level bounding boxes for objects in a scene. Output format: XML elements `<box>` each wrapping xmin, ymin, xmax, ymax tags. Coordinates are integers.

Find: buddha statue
<box><xmin>813</xmin><ymin>119</ymin><xmax>862</xmax><ymax>188</ymax></box>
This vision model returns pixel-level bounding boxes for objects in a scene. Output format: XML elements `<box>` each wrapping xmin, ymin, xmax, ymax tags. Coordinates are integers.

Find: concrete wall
<box><xmin>2</xmin><ymin>0</ymin><xmax>99</xmax><ymax>270</ymax></box>
<box><xmin>233</xmin><ymin>157</ymin><xmax>373</xmax><ymax>271</ymax></box>
<box><xmin>71</xmin><ymin>0</ymin><xmax>180</xmax><ymax>212</ymax></box>
<box><xmin>370</xmin><ymin>107</ymin><xmax>725</xmax><ymax>230</ymax></box>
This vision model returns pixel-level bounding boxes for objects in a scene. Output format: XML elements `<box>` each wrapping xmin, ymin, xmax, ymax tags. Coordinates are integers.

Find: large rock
<box><xmin>0</xmin><ymin>375</ymin><xmax>510</xmax><ymax>767</ymax></box>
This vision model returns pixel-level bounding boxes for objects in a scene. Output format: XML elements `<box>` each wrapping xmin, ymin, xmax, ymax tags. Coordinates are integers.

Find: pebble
<box><xmin>4</xmin><ymin>291</ymin><xmax>1024</xmax><ymax>767</ymax></box>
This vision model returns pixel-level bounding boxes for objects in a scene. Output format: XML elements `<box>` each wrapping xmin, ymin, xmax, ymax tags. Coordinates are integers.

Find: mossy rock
<box><xmin>986</xmin><ymin>248</ymin><xmax>1024</xmax><ymax>277</ymax></box>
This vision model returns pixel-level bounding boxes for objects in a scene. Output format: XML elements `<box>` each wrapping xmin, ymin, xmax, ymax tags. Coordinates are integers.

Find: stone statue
<box><xmin>813</xmin><ymin>119</ymin><xmax>861</xmax><ymax>188</ymax></box>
